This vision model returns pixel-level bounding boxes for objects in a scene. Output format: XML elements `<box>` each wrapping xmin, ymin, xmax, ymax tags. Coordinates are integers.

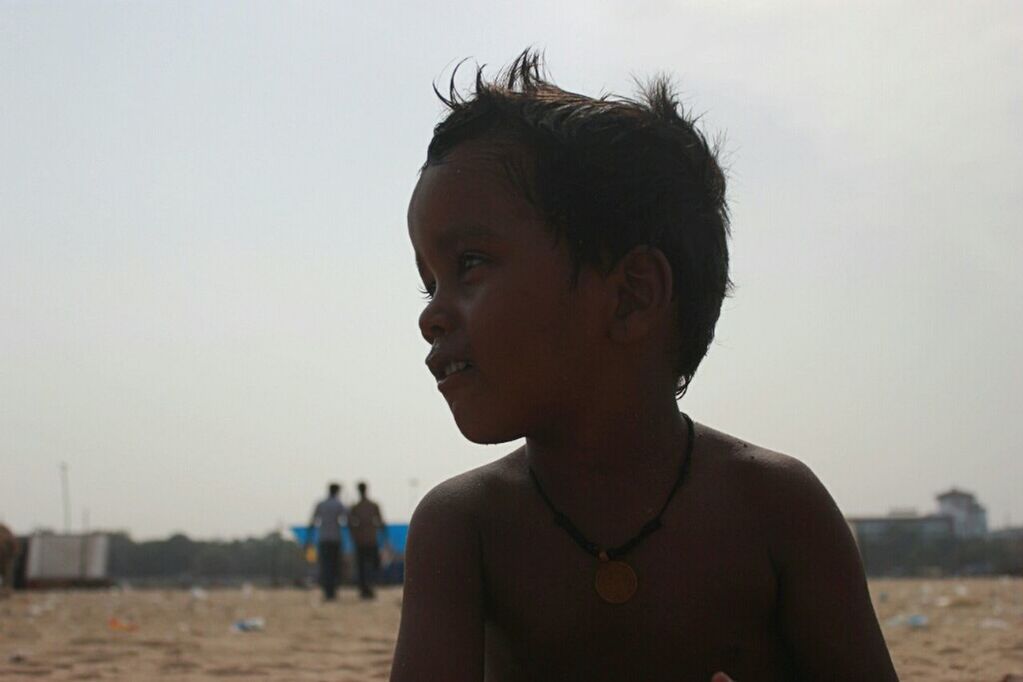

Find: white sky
<box><xmin>2</xmin><ymin>1</ymin><xmax>1020</xmax><ymax>540</ymax></box>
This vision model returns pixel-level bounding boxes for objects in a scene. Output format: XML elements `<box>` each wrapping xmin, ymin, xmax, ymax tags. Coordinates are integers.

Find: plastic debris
<box><xmin>231</xmin><ymin>617</ymin><xmax>265</xmax><ymax>633</ymax></box>
<box><xmin>906</xmin><ymin>614</ymin><xmax>929</xmax><ymax>629</ymax></box>
<box><xmin>888</xmin><ymin>614</ymin><xmax>929</xmax><ymax>629</ymax></box>
<box><xmin>107</xmin><ymin>616</ymin><xmax>139</xmax><ymax>632</ymax></box>
<box><xmin>26</xmin><ymin>595</ymin><xmax>58</xmax><ymax>618</ymax></box>
<box><xmin>189</xmin><ymin>587</ymin><xmax>208</xmax><ymax>601</ymax></box>
<box><xmin>978</xmin><ymin>617</ymin><xmax>1009</xmax><ymax>629</ymax></box>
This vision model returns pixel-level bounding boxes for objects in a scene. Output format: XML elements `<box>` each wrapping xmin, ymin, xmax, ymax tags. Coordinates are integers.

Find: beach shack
<box><xmin>23</xmin><ymin>532</ymin><xmax>112</xmax><ymax>588</ymax></box>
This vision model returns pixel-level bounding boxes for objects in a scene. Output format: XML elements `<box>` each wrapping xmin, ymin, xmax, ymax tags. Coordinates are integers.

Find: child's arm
<box><xmin>767</xmin><ymin>457</ymin><xmax>898</xmax><ymax>680</ymax></box>
<box><xmin>390</xmin><ymin>482</ymin><xmax>485</xmax><ymax>682</ymax></box>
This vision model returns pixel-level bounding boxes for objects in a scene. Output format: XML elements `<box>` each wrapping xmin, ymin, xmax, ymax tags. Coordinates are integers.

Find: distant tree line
<box><xmin>856</xmin><ymin>528</ymin><xmax>1023</xmax><ymax>577</ymax></box>
<box><xmin>99</xmin><ymin>528</ymin><xmax>1022</xmax><ymax>583</ymax></box>
<box><xmin>106</xmin><ymin>532</ymin><xmax>310</xmax><ymax>586</ymax></box>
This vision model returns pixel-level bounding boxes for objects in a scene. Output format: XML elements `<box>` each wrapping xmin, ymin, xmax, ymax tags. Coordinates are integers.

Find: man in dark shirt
<box><xmin>350</xmin><ymin>481</ymin><xmax>386</xmax><ymax>599</ymax></box>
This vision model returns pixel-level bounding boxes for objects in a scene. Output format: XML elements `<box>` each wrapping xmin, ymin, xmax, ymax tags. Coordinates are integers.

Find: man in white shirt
<box><xmin>306</xmin><ymin>482</ymin><xmax>347</xmax><ymax>601</ymax></box>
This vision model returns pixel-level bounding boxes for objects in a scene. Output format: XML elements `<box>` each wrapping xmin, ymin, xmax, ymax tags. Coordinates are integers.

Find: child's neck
<box><xmin>525</xmin><ymin>386</ymin><xmax>688</xmax><ymax>501</ymax></box>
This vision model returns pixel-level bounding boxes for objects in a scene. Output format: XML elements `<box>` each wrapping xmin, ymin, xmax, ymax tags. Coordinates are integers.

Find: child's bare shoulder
<box><xmin>409</xmin><ymin>448</ymin><xmax>527</xmax><ymax>536</ymax></box>
<box><xmin>698</xmin><ymin>420</ymin><xmax>815</xmax><ymax>477</ymax></box>
<box><xmin>695</xmin><ymin>422</ymin><xmax>839</xmax><ymax>528</ymax></box>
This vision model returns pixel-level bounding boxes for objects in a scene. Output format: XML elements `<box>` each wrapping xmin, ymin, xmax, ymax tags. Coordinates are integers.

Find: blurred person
<box><xmin>306</xmin><ymin>482</ymin><xmax>346</xmax><ymax>601</ymax></box>
<box><xmin>350</xmin><ymin>481</ymin><xmax>388</xmax><ymax>599</ymax></box>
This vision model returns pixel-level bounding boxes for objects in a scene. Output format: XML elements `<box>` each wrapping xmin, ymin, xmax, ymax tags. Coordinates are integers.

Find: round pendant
<box><xmin>594</xmin><ymin>560</ymin><xmax>638</xmax><ymax>604</ymax></box>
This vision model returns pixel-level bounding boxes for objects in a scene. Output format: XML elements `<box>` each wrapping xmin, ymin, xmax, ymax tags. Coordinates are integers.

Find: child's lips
<box><xmin>425</xmin><ymin>348</ymin><xmax>474</xmax><ymax>383</ymax></box>
<box><xmin>439</xmin><ymin>360</ymin><xmax>472</xmax><ymax>379</ymax></box>
<box><xmin>436</xmin><ymin>363</ymin><xmax>475</xmax><ymax>391</ymax></box>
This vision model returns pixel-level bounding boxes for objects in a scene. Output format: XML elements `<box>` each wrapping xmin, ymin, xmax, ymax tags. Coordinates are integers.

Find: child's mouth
<box><xmin>440</xmin><ymin>361</ymin><xmax>472</xmax><ymax>380</ymax></box>
<box><xmin>425</xmin><ymin>348</ymin><xmax>474</xmax><ymax>386</ymax></box>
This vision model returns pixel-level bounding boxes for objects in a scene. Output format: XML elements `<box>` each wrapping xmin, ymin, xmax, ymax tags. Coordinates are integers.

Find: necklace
<box><xmin>527</xmin><ymin>412</ymin><xmax>694</xmax><ymax>604</ymax></box>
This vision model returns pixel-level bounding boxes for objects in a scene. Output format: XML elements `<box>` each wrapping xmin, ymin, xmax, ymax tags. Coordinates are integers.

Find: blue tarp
<box><xmin>290</xmin><ymin>524</ymin><xmax>408</xmax><ymax>554</ymax></box>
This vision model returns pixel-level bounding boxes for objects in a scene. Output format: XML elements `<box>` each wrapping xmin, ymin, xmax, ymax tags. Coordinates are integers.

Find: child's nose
<box><xmin>418</xmin><ymin>298</ymin><xmax>451</xmax><ymax>344</ymax></box>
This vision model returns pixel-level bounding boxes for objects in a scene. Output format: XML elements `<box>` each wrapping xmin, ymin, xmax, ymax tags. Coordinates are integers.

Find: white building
<box><xmin>936</xmin><ymin>488</ymin><xmax>988</xmax><ymax>538</ymax></box>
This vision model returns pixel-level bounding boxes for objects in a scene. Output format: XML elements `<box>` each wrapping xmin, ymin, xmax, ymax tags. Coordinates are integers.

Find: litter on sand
<box><xmin>107</xmin><ymin>616</ymin><xmax>139</xmax><ymax>632</ymax></box>
<box><xmin>231</xmin><ymin>617</ymin><xmax>265</xmax><ymax>633</ymax></box>
<box><xmin>887</xmin><ymin>613</ymin><xmax>929</xmax><ymax>629</ymax></box>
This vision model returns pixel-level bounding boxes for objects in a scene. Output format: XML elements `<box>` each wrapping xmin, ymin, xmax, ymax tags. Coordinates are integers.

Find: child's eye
<box><xmin>458</xmin><ymin>252</ymin><xmax>486</xmax><ymax>274</ymax></box>
<box><xmin>416</xmin><ymin>253</ymin><xmax>485</xmax><ymax>300</ymax></box>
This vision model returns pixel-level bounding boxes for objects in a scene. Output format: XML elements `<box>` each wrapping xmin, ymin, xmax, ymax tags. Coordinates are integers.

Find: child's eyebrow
<box><xmin>414</xmin><ymin>224</ymin><xmax>503</xmax><ymax>276</ymax></box>
<box><xmin>419</xmin><ymin>223</ymin><xmax>503</xmax><ymax>261</ymax></box>
<box><xmin>435</xmin><ymin>223</ymin><xmax>502</xmax><ymax>249</ymax></box>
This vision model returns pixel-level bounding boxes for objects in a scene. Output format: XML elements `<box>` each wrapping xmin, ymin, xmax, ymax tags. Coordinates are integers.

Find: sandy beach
<box><xmin>1</xmin><ymin>578</ymin><xmax>1021</xmax><ymax>680</ymax></box>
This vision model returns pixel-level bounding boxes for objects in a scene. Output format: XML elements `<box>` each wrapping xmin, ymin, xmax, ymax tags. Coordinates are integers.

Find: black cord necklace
<box><xmin>527</xmin><ymin>412</ymin><xmax>695</xmax><ymax>604</ymax></box>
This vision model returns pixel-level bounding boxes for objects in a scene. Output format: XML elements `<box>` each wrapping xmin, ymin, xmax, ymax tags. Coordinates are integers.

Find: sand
<box><xmin>872</xmin><ymin>578</ymin><xmax>1023</xmax><ymax>681</ymax></box>
<box><xmin>1</xmin><ymin>579</ymin><xmax>1021</xmax><ymax>680</ymax></box>
<box><xmin>0</xmin><ymin>587</ymin><xmax>400</xmax><ymax>681</ymax></box>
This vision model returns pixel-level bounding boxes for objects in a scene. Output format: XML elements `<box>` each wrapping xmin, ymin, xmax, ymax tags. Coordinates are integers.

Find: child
<box><xmin>392</xmin><ymin>51</ymin><xmax>897</xmax><ymax>681</ymax></box>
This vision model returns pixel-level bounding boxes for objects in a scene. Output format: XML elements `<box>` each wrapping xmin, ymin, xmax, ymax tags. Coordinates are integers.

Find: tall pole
<box><xmin>60</xmin><ymin>462</ymin><xmax>71</xmax><ymax>533</ymax></box>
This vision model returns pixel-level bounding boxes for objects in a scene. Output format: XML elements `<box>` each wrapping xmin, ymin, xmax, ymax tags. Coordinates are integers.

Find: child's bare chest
<box><xmin>479</xmin><ymin>495</ymin><xmax>791</xmax><ymax>681</ymax></box>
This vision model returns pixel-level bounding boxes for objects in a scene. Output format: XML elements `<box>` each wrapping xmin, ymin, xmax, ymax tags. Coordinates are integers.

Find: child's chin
<box><xmin>452</xmin><ymin>411</ymin><xmax>521</xmax><ymax>445</ymax></box>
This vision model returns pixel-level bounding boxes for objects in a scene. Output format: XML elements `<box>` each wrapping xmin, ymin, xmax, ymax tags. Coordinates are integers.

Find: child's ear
<box><xmin>608</xmin><ymin>246</ymin><xmax>674</xmax><ymax>343</ymax></box>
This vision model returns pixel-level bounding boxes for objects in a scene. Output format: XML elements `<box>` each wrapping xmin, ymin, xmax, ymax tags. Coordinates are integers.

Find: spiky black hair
<box><xmin>425</xmin><ymin>50</ymin><xmax>731</xmax><ymax>397</ymax></box>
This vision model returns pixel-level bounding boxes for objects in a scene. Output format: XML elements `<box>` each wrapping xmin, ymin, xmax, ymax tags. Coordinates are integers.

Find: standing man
<box><xmin>350</xmin><ymin>481</ymin><xmax>386</xmax><ymax>599</ymax></box>
<box><xmin>306</xmin><ymin>483</ymin><xmax>346</xmax><ymax>601</ymax></box>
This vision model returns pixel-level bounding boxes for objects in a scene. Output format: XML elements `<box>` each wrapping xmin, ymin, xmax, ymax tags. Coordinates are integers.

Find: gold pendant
<box><xmin>594</xmin><ymin>552</ymin><xmax>638</xmax><ymax>604</ymax></box>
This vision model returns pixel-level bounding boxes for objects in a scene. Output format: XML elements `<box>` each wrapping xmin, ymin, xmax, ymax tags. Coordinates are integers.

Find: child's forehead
<box><xmin>410</xmin><ymin>146</ymin><xmax>539</xmax><ymax>228</ymax></box>
<box><xmin>421</xmin><ymin>142</ymin><xmax>524</xmax><ymax>193</ymax></box>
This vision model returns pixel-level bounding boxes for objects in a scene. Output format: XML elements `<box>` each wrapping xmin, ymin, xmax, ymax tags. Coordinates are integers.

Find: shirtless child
<box><xmin>392</xmin><ymin>51</ymin><xmax>897</xmax><ymax>682</ymax></box>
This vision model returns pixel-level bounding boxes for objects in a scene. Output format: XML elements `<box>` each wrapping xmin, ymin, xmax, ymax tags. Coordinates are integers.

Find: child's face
<box><xmin>408</xmin><ymin>142</ymin><xmax>608</xmax><ymax>444</ymax></box>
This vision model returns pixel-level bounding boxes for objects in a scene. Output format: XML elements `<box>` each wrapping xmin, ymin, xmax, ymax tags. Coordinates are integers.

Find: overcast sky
<box><xmin>2</xmin><ymin>1</ymin><xmax>1020</xmax><ymax>539</ymax></box>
